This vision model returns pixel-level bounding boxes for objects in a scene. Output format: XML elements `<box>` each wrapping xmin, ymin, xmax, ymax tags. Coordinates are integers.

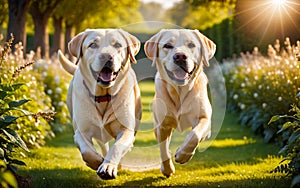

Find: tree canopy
<box><xmin>1</xmin><ymin>0</ymin><xmax>299</xmax><ymax>59</ymax></box>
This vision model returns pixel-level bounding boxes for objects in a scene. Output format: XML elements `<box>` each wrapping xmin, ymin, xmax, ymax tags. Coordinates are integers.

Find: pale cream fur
<box><xmin>144</xmin><ymin>29</ymin><xmax>216</xmax><ymax>177</ymax></box>
<box><xmin>58</xmin><ymin>29</ymin><xmax>141</xmax><ymax>180</ymax></box>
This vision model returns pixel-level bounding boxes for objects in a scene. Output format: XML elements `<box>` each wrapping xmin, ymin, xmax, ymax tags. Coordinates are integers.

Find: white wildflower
<box><xmin>55</xmin><ymin>87</ymin><xmax>62</xmax><ymax>94</ymax></box>
<box><xmin>54</xmin><ymin>76</ymin><xmax>60</xmax><ymax>85</ymax></box>
<box><xmin>233</xmin><ymin>94</ymin><xmax>238</xmax><ymax>100</ymax></box>
<box><xmin>42</xmin><ymin>72</ymin><xmax>47</xmax><ymax>78</ymax></box>
<box><xmin>43</xmin><ymin>64</ymin><xmax>48</xmax><ymax>70</ymax></box>
<box><xmin>58</xmin><ymin>101</ymin><xmax>64</xmax><ymax>107</ymax></box>
<box><xmin>47</xmin><ymin>89</ymin><xmax>53</xmax><ymax>95</ymax></box>
<box><xmin>240</xmin><ymin>104</ymin><xmax>246</xmax><ymax>110</ymax></box>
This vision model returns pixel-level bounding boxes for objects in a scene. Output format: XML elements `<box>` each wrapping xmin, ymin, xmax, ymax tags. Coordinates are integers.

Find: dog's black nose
<box><xmin>100</xmin><ymin>53</ymin><xmax>113</xmax><ymax>64</ymax></box>
<box><xmin>173</xmin><ymin>52</ymin><xmax>187</xmax><ymax>63</ymax></box>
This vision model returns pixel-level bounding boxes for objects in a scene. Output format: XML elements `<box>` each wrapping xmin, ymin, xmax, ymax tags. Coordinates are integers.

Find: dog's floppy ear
<box><xmin>144</xmin><ymin>30</ymin><xmax>164</xmax><ymax>67</ymax></box>
<box><xmin>68</xmin><ymin>30</ymin><xmax>89</xmax><ymax>65</ymax></box>
<box><xmin>193</xmin><ymin>30</ymin><xmax>216</xmax><ymax>67</ymax></box>
<box><xmin>119</xmin><ymin>29</ymin><xmax>140</xmax><ymax>64</ymax></box>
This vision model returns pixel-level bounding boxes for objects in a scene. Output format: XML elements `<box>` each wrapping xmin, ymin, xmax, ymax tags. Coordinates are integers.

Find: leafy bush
<box><xmin>223</xmin><ymin>38</ymin><xmax>300</xmax><ymax>142</ymax></box>
<box><xmin>0</xmin><ymin>39</ymin><xmax>55</xmax><ymax>148</ymax></box>
<box><xmin>0</xmin><ymin>35</ymin><xmax>72</xmax><ymax>146</ymax></box>
<box><xmin>0</xmin><ymin>35</ymin><xmax>55</xmax><ymax>187</ymax></box>
<box><xmin>269</xmin><ymin>104</ymin><xmax>300</xmax><ymax>188</ymax></box>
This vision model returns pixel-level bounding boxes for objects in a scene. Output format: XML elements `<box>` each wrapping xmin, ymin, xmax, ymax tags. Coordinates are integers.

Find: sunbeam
<box><xmin>272</xmin><ymin>0</ymin><xmax>287</xmax><ymax>7</ymax></box>
<box><xmin>235</xmin><ymin>0</ymin><xmax>300</xmax><ymax>45</ymax></box>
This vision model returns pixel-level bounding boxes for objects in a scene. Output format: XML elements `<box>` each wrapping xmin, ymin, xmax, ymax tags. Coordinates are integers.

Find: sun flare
<box><xmin>272</xmin><ymin>0</ymin><xmax>287</xmax><ymax>7</ymax></box>
<box><xmin>235</xmin><ymin>0</ymin><xmax>300</xmax><ymax>44</ymax></box>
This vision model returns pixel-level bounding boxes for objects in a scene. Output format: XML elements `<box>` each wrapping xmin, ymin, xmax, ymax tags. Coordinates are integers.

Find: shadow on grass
<box><xmin>22</xmin><ymin>113</ymin><xmax>288</xmax><ymax>187</ymax></box>
<box><xmin>120</xmin><ymin>176</ymin><xmax>166</xmax><ymax>186</ymax></box>
<box><xmin>19</xmin><ymin>168</ymin><xmax>98</xmax><ymax>188</ymax></box>
<box><xmin>19</xmin><ymin>166</ymin><xmax>291</xmax><ymax>188</ymax></box>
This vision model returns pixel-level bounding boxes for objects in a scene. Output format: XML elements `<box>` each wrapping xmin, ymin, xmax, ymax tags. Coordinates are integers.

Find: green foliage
<box><xmin>1</xmin><ymin>59</ymin><xmax>54</xmax><ymax>148</ymax></box>
<box><xmin>0</xmin><ymin>0</ymin><xmax>8</xmax><ymax>26</ymax></box>
<box><xmin>0</xmin><ymin>35</ymin><xmax>55</xmax><ymax>187</ymax></box>
<box><xmin>167</xmin><ymin>0</ymin><xmax>234</xmax><ymax>31</ymax></box>
<box><xmin>269</xmin><ymin>104</ymin><xmax>300</xmax><ymax>187</ymax></box>
<box><xmin>52</xmin><ymin>0</ymin><xmax>143</xmax><ymax>32</ymax></box>
<box><xmin>0</xmin><ymin>160</ymin><xmax>18</xmax><ymax>188</ymax></box>
<box><xmin>203</xmin><ymin>17</ymin><xmax>238</xmax><ymax>60</ymax></box>
<box><xmin>183</xmin><ymin>0</ymin><xmax>235</xmax><ymax>30</ymax></box>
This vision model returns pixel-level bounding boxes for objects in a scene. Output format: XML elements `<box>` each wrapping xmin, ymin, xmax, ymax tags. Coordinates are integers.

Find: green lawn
<box><xmin>17</xmin><ymin>81</ymin><xmax>291</xmax><ymax>187</ymax></box>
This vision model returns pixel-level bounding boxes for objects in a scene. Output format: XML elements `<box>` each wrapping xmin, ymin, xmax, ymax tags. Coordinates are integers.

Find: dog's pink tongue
<box><xmin>173</xmin><ymin>69</ymin><xmax>188</xmax><ymax>80</ymax></box>
<box><xmin>99</xmin><ymin>71</ymin><xmax>114</xmax><ymax>82</ymax></box>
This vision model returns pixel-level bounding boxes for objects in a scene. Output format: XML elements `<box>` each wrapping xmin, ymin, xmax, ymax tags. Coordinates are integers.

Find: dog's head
<box><xmin>144</xmin><ymin>29</ymin><xmax>215</xmax><ymax>86</ymax></box>
<box><xmin>68</xmin><ymin>29</ymin><xmax>140</xmax><ymax>88</ymax></box>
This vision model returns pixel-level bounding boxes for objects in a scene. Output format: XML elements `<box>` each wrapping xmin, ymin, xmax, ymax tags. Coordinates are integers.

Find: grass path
<box><xmin>18</xmin><ymin>82</ymin><xmax>291</xmax><ymax>187</ymax></box>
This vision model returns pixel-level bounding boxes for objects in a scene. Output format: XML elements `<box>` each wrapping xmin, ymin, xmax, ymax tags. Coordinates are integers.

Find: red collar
<box><xmin>83</xmin><ymin>80</ymin><xmax>111</xmax><ymax>103</ymax></box>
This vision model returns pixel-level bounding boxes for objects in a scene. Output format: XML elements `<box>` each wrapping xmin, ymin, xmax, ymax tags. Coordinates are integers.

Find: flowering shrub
<box><xmin>0</xmin><ymin>37</ymin><xmax>56</xmax><ymax>148</ymax></box>
<box><xmin>223</xmin><ymin>38</ymin><xmax>300</xmax><ymax>142</ymax></box>
<box><xmin>0</xmin><ymin>35</ymin><xmax>55</xmax><ymax>187</ymax></box>
<box><xmin>33</xmin><ymin>59</ymin><xmax>71</xmax><ymax>133</ymax></box>
<box><xmin>223</xmin><ymin>38</ymin><xmax>300</xmax><ymax>187</ymax></box>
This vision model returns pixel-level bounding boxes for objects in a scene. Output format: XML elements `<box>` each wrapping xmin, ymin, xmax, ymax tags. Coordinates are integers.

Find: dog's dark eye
<box><xmin>88</xmin><ymin>42</ymin><xmax>98</xmax><ymax>49</ymax></box>
<box><xmin>113</xmin><ymin>42</ymin><xmax>122</xmax><ymax>48</ymax></box>
<box><xmin>187</xmin><ymin>42</ymin><xmax>195</xmax><ymax>48</ymax></box>
<box><xmin>163</xmin><ymin>43</ymin><xmax>174</xmax><ymax>49</ymax></box>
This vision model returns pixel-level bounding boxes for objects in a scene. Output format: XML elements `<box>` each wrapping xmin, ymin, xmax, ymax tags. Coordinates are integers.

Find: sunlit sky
<box><xmin>139</xmin><ymin>0</ymin><xmax>183</xmax><ymax>9</ymax></box>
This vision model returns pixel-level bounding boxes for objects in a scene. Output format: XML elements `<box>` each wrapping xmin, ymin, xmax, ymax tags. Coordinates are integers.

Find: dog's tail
<box><xmin>57</xmin><ymin>50</ymin><xmax>77</xmax><ymax>75</ymax></box>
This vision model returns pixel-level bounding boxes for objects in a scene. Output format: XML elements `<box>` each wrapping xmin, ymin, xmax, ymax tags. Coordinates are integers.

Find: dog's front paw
<box><xmin>175</xmin><ymin>147</ymin><xmax>195</xmax><ymax>164</ymax></box>
<box><xmin>97</xmin><ymin>162</ymin><xmax>118</xmax><ymax>180</ymax></box>
<box><xmin>161</xmin><ymin>159</ymin><xmax>175</xmax><ymax>178</ymax></box>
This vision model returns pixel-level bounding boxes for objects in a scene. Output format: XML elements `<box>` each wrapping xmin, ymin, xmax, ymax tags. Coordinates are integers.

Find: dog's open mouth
<box><xmin>165</xmin><ymin>66</ymin><xmax>194</xmax><ymax>83</ymax></box>
<box><xmin>92</xmin><ymin>67</ymin><xmax>120</xmax><ymax>86</ymax></box>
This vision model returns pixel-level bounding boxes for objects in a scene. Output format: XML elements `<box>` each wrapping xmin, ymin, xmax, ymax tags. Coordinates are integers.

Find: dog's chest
<box><xmin>95</xmin><ymin>102</ymin><xmax>110</xmax><ymax>116</ymax></box>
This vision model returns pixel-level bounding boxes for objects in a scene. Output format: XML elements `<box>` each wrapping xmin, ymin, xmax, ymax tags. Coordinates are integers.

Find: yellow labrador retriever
<box><xmin>144</xmin><ymin>29</ymin><xmax>216</xmax><ymax>177</ymax></box>
<box><xmin>57</xmin><ymin>29</ymin><xmax>141</xmax><ymax>180</ymax></box>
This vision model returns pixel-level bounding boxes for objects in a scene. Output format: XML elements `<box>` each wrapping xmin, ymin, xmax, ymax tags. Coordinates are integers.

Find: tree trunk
<box><xmin>31</xmin><ymin>14</ymin><xmax>49</xmax><ymax>59</ymax></box>
<box><xmin>7</xmin><ymin>0</ymin><xmax>31</xmax><ymax>54</ymax></box>
<box><xmin>65</xmin><ymin>23</ymin><xmax>75</xmax><ymax>58</ymax></box>
<box><xmin>29</xmin><ymin>0</ymin><xmax>60</xmax><ymax>59</ymax></box>
<box><xmin>52</xmin><ymin>17</ymin><xmax>64</xmax><ymax>55</ymax></box>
